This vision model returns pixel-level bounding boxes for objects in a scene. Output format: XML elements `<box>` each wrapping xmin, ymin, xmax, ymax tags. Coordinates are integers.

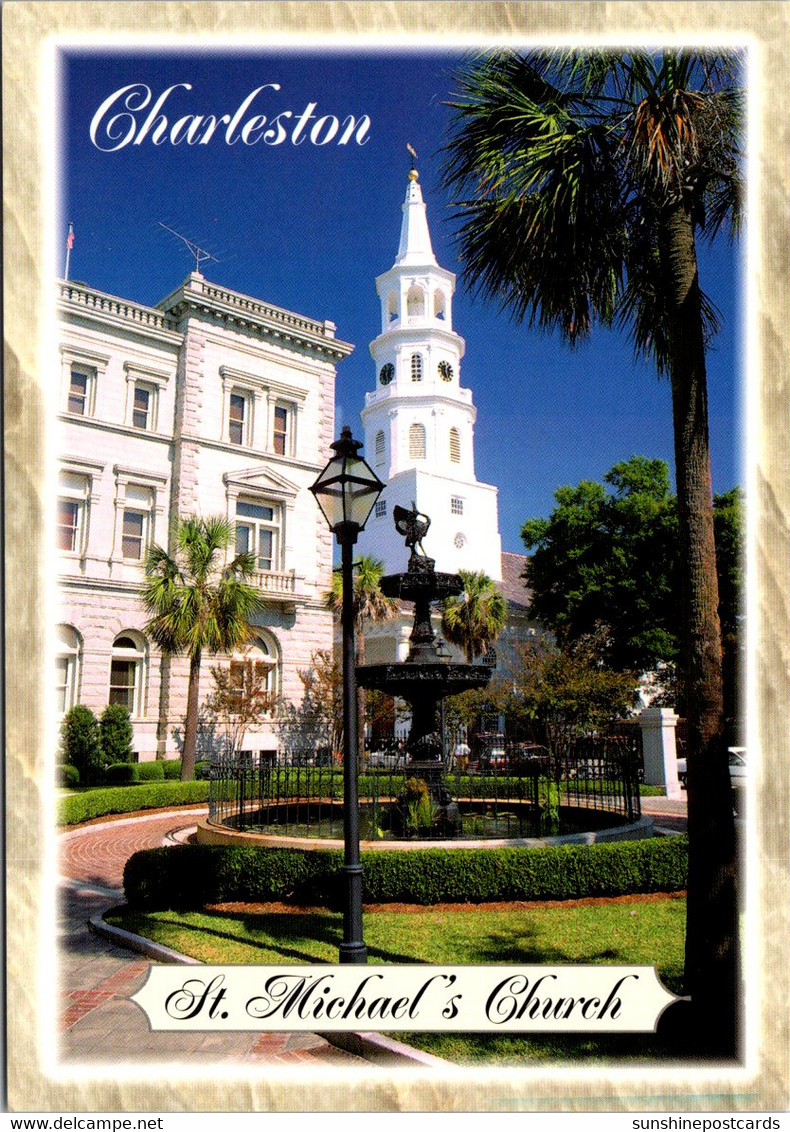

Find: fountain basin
<box><xmin>196</xmin><ymin>812</ymin><xmax>656</xmax><ymax>850</ymax></box>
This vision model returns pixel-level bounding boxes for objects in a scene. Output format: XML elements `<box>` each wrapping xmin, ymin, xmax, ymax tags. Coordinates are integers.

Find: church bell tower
<box><xmin>357</xmin><ymin>163</ymin><xmax>502</xmax><ymax>580</ymax></box>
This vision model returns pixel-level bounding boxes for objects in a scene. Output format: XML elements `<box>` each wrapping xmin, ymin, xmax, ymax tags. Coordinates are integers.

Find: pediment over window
<box><xmin>223</xmin><ymin>465</ymin><xmax>300</xmax><ymax>500</ymax></box>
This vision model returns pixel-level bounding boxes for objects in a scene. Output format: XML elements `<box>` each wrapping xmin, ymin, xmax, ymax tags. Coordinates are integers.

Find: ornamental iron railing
<box><xmin>207</xmin><ymin>735</ymin><xmax>641</xmax><ymax>841</ymax></box>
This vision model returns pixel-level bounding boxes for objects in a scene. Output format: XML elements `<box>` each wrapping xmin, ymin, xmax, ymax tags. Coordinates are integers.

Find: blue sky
<box><xmin>58</xmin><ymin>47</ymin><xmax>744</xmax><ymax>555</ymax></box>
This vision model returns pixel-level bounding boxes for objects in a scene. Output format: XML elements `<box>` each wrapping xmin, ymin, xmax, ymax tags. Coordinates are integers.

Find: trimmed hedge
<box><xmin>137</xmin><ymin>761</ymin><xmax>165</xmax><ymax>782</ymax></box>
<box><xmin>163</xmin><ymin>760</ymin><xmax>182</xmax><ymax>780</ymax></box>
<box><xmin>59</xmin><ymin>780</ymin><xmax>209</xmax><ymax>826</ymax></box>
<box><xmin>58</xmin><ymin>763</ymin><xmax>81</xmax><ymax>789</ymax></box>
<box><xmin>105</xmin><ymin>763</ymin><xmax>140</xmax><ymax>785</ymax></box>
<box><xmin>123</xmin><ymin>835</ymin><xmax>688</xmax><ymax>910</ymax></box>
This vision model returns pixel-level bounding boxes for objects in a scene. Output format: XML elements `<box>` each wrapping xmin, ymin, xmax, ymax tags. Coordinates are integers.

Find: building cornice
<box><xmin>158</xmin><ymin>274</ymin><xmax>354</xmax><ymax>362</ymax></box>
<box><xmin>57</xmin><ymin>280</ymin><xmax>184</xmax><ymax>346</ymax></box>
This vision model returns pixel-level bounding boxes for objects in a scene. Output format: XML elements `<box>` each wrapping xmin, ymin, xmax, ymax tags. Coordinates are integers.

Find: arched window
<box><xmin>387</xmin><ymin>291</ymin><xmax>399</xmax><ymax>323</ymax></box>
<box><xmin>449</xmin><ymin>427</ymin><xmax>461</xmax><ymax>464</ymax></box>
<box><xmin>434</xmin><ymin>291</ymin><xmax>447</xmax><ymax>320</ymax></box>
<box><xmin>411</xmin><ymin>354</ymin><xmax>423</xmax><ymax>382</ymax></box>
<box><xmin>56</xmin><ymin>625</ymin><xmax>82</xmax><ymax>714</ymax></box>
<box><xmin>406</xmin><ymin>286</ymin><xmax>425</xmax><ymax>318</ymax></box>
<box><xmin>409</xmin><ymin>423</ymin><xmax>426</xmax><ymax>460</ymax></box>
<box><xmin>109</xmin><ymin>632</ymin><xmax>147</xmax><ymax>716</ymax></box>
<box><xmin>375</xmin><ymin>430</ymin><xmax>385</xmax><ymax>466</ymax></box>
<box><xmin>230</xmin><ymin>633</ymin><xmax>280</xmax><ymax>707</ymax></box>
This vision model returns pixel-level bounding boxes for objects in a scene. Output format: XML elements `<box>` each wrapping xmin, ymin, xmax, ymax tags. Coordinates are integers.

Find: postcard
<box><xmin>4</xmin><ymin>0</ymin><xmax>789</xmax><ymax>1116</ymax></box>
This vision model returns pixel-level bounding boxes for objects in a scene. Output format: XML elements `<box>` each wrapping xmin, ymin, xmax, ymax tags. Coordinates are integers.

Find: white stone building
<box><xmin>55</xmin><ymin>272</ymin><xmax>352</xmax><ymax>762</ymax></box>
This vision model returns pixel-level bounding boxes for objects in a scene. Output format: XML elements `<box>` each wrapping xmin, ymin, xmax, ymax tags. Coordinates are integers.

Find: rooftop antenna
<box><xmin>158</xmin><ymin>222</ymin><xmax>219</xmax><ymax>275</ymax></box>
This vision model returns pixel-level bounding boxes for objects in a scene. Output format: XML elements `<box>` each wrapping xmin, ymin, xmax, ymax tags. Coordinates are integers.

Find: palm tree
<box><xmin>442</xmin><ymin>50</ymin><xmax>742</xmax><ymax>1051</ymax></box>
<box><xmin>326</xmin><ymin>555</ymin><xmax>396</xmax><ymax>761</ymax></box>
<box><xmin>142</xmin><ymin>515</ymin><xmax>267</xmax><ymax>780</ymax></box>
<box><xmin>441</xmin><ymin>570</ymin><xmax>507</xmax><ymax>665</ymax></box>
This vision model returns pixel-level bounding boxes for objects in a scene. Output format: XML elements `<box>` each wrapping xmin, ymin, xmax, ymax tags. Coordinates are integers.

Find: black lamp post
<box><xmin>310</xmin><ymin>426</ymin><xmax>384</xmax><ymax>964</ymax></box>
<box><xmin>435</xmin><ymin>637</ymin><xmax>452</xmax><ymax>769</ymax></box>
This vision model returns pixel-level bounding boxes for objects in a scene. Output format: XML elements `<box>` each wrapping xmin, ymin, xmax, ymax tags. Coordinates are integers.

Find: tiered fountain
<box><xmin>356</xmin><ymin>505</ymin><xmax>491</xmax><ymax>835</ymax></box>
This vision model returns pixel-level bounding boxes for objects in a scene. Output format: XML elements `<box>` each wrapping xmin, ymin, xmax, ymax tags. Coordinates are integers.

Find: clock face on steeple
<box><xmin>379</xmin><ymin>363</ymin><xmax>394</xmax><ymax>386</ymax></box>
<box><xmin>438</xmin><ymin>360</ymin><xmax>454</xmax><ymax>382</ymax></box>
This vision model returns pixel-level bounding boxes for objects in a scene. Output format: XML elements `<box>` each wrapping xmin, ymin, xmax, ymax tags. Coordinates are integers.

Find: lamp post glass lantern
<box><xmin>310</xmin><ymin>427</ymin><xmax>384</xmax><ymax>964</ymax></box>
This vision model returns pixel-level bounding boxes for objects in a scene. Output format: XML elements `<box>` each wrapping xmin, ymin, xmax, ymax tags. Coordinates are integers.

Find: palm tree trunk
<box><xmin>660</xmin><ymin>203</ymin><xmax>739</xmax><ymax>1054</ymax></box>
<box><xmin>181</xmin><ymin>649</ymin><xmax>202</xmax><ymax>781</ymax></box>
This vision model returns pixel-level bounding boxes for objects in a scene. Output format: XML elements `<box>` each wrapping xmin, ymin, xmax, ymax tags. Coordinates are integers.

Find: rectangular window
<box><xmin>273</xmin><ymin>405</ymin><xmax>288</xmax><ymax>455</ymax></box>
<box><xmin>236</xmin><ymin>499</ymin><xmax>280</xmax><ymax>572</ymax></box>
<box><xmin>55</xmin><ymin>656</ymin><xmax>70</xmax><ymax>714</ymax></box>
<box><xmin>57</xmin><ymin>471</ymin><xmax>89</xmax><ymax>554</ymax></box>
<box><xmin>229</xmin><ymin>661</ymin><xmax>246</xmax><ymax>709</ymax></box>
<box><xmin>375</xmin><ymin>499</ymin><xmax>387</xmax><ymax>518</ymax></box>
<box><xmin>109</xmin><ymin>660</ymin><xmax>136</xmax><ymax>710</ymax></box>
<box><xmin>120</xmin><ymin>484</ymin><xmax>153</xmax><ymax>560</ymax></box>
<box><xmin>229</xmin><ymin>392</ymin><xmax>247</xmax><ymax>445</ymax></box>
<box><xmin>57</xmin><ymin>500</ymin><xmax>81</xmax><ymax>551</ymax></box>
<box><xmin>122</xmin><ymin>510</ymin><xmax>145</xmax><ymax>559</ymax></box>
<box><xmin>132</xmin><ymin>384</ymin><xmax>152</xmax><ymax>430</ymax></box>
<box><xmin>68</xmin><ymin>368</ymin><xmax>90</xmax><ymax>415</ymax></box>
<box><xmin>451</xmin><ymin>497</ymin><xmax>464</xmax><ymax>516</ymax></box>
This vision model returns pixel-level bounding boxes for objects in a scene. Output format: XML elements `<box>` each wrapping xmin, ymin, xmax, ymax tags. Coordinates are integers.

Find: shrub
<box><xmin>60</xmin><ymin>705</ymin><xmax>105</xmax><ymax>784</ymax></box>
<box><xmin>195</xmin><ymin>761</ymin><xmax>212</xmax><ymax>780</ymax></box>
<box><xmin>58</xmin><ymin>763</ymin><xmax>80</xmax><ymax>789</ymax></box>
<box><xmin>123</xmin><ymin>836</ymin><xmax>688</xmax><ymax>910</ymax></box>
<box><xmin>104</xmin><ymin>762</ymin><xmax>140</xmax><ymax>785</ymax></box>
<box><xmin>58</xmin><ymin>780</ymin><xmax>209</xmax><ymax>826</ymax></box>
<box><xmin>99</xmin><ymin>704</ymin><xmax>134</xmax><ymax>764</ymax></box>
<box><xmin>163</xmin><ymin>760</ymin><xmax>182</xmax><ymax>779</ymax></box>
<box><xmin>137</xmin><ymin>761</ymin><xmax>165</xmax><ymax>782</ymax></box>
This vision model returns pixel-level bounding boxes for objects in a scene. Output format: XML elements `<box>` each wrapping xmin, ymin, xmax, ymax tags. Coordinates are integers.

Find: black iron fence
<box><xmin>208</xmin><ymin>735</ymin><xmax>641</xmax><ymax>841</ymax></box>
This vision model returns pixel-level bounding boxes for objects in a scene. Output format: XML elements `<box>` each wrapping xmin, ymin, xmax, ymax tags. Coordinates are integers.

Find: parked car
<box><xmin>675</xmin><ymin>747</ymin><xmax>746</xmax><ymax>789</ymax></box>
<box><xmin>367</xmin><ymin>749</ymin><xmax>405</xmax><ymax>770</ymax></box>
<box><xmin>728</xmin><ymin>747</ymin><xmax>747</xmax><ymax>780</ymax></box>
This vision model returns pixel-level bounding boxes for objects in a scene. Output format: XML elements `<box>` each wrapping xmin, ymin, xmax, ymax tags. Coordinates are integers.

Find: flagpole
<box><xmin>64</xmin><ymin>222</ymin><xmax>74</xmax><ymax>280</ymax></box>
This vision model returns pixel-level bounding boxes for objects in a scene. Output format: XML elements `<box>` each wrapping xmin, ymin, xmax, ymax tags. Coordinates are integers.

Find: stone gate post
<box><xmin>639</xmin><ymin>706</ymin><xmax>682</xmax><ymax>799</ymax></box>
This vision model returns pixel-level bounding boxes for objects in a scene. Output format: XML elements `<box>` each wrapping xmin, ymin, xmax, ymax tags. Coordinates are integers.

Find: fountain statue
<box><xmin>356</xmin><ymin>505</ymin><xmax>492</xmax><ymax>835</ymax></box>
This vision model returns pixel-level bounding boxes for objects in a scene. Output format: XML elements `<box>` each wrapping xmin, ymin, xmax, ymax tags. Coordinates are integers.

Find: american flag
<box><xmin>66</xmin><ymin>223</ymin><xmax>74</xmax><ymax>249</ymax></box>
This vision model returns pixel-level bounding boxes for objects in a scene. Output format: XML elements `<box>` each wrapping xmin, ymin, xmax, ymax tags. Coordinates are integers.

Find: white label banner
<box><xmin>131</xmin><ymin>965</ymin><xmax>678</xmax><ymax>1033</ymax></box>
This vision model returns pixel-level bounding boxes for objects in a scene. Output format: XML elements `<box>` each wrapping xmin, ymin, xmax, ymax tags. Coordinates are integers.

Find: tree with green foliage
<box><xmin>504</xmin><ymin>634</ymin><xmax>639</xmax><ymax>752</ymax></box>
<box><xmin>521</xmin><ymin>458</ymin><xmax>743</xmax><ymax>719</ymax></box>
<box><xmin>142</xmin><ymin>516</ymin><xmax>267</xmax><ymax>781</ymax></box>
<box><xmin>442</xmin><ymin>49</ymin><xmax>742</xmax><ymax>1050</ymax></box>
<box><xmin>99</xmin><ymin>703</ymin><xmax>134</xmax><ymax>765</ymax></box>
<box><xmin>441</xmin><ymin>569</ymin><xmax>508</xmax><ymax>665</ymax></box>
<box><xmin>60</xmin><ymin>704</ymin><xmax>105</xmax><ymax>784</ymax></box>
<box><xmin>326</xmin><ymin>556</ymin><xmax>396</xmax><ymax>761</ymax></box>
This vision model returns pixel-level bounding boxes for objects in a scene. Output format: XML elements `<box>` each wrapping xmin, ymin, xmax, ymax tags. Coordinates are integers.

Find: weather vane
<box><xmin>158</xmin><ymin>222</ymin><xmax>219</xmax><ymax>274</ymax></box>
<box><xmin>406</xmin><ymin>142</ymin><xmax>418</xmax><ymax>170</ymax></box>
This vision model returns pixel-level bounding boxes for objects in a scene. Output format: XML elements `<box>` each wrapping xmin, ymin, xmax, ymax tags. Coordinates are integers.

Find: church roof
<box><xmin>498</xmin><ymin>551</ymin><xmax>532</xmax><ymax>612</ymax></box>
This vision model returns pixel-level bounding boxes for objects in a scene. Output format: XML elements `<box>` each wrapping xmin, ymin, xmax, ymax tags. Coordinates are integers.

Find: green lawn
<box><xmin>108</xmin><ymin>896</ymin><xmax>687</xmax><ymax>1063</ymax></box>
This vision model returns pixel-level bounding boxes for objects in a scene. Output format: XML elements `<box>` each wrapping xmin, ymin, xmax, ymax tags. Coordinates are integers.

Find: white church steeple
<box><xmin>395</xmin><ymin>169</ymin><xmax>438</xmax><ymax>266</ymax></box>
<box><xmin>357</xmin><ymin>165</ymin><xmax>502</xmax><ymax>581</ymax></box>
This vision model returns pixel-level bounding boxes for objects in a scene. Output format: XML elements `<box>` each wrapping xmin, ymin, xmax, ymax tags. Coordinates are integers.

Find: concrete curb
<box><xmin>88</xmin><ymin>911</ymin><xmax>448</xmax><ymax>1067</ymax></box>
<box><xmin>60</xmin><ymin>806</ymin><xmax>208</xmax><ymax>840</ymax></box>
<box><xmin>89</xmin><ymin>913</ymin><xmax>203</xmax><ymax>965</ymax></box>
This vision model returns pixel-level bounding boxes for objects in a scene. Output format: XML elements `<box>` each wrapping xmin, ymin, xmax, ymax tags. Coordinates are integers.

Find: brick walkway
<box><xmin>58</xmin><ymin>808</ymin><xmax>367</xmax><ymax>1065</ymax></box>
